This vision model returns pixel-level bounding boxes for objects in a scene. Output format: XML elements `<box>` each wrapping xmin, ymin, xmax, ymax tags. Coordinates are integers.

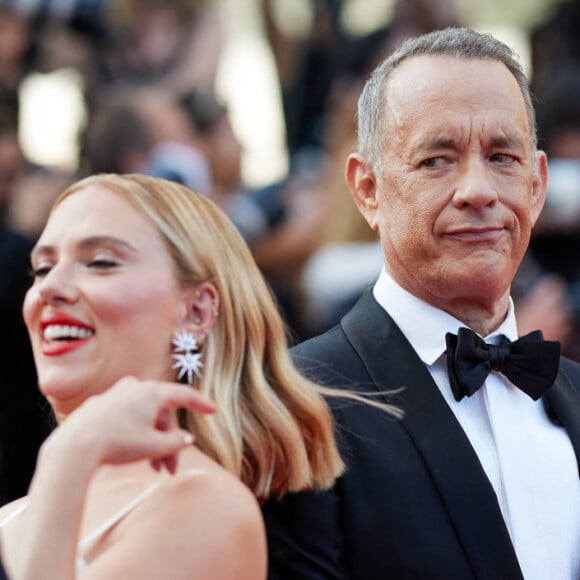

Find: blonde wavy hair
<box><xmin>52</xmin><ymin>173</ymin><xmax>344</xmax><ymax>498</ymax></box>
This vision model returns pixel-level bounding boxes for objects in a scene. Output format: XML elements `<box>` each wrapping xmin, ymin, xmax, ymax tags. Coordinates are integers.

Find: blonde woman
<box><xmin>0</xmin><ymin>174</ymin><xmax>344</xmax><ymax>579</ymax></box>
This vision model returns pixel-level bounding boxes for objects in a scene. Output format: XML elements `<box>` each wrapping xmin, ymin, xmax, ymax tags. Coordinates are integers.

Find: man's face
<box><xmin>348</xmin><ymin>55</ymin><xmax>547</xmax><ymax>312</ymax></box>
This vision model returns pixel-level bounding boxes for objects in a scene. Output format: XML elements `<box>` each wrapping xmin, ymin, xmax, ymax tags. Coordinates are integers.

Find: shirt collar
<box><xmin>372</xmin><ymin>267</ymin><xmax>519</xmax><ymax>366</ymax></box>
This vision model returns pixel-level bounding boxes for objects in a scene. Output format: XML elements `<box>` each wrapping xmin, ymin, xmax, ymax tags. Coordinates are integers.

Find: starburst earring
<box><xmin>171</xmin><ymin>330</ymin><xmax>203</xmax><ymax>384</ymax></box>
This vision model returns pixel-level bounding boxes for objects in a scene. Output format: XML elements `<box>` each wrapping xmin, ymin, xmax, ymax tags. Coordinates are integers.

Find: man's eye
<box><xmin>490</xmin><ymin>153</ymin><xmax>515</xmax><ymax>164</ymax></box>
<box><xmin>422</xmin><ymin>157</ymin><xmax>446</xmax><ymax>167</ymax></box>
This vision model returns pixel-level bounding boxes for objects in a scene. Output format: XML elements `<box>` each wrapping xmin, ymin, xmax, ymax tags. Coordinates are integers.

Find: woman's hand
<box><xmin>46</xmin><ymin>376</ymin><xmax>215</xmax><ymax>473</ymax></box>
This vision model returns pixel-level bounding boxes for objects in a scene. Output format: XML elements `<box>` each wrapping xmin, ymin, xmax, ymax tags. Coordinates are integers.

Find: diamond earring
<box><xmin>171</xmin><ymin>330</ymin><xmax>203</xmax><ymax>384</ymax></box>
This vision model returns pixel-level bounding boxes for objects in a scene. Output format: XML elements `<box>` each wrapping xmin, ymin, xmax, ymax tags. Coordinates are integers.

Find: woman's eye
<box><xmin>29</xmin><ymin>265</ymin><xmax>52</xmax><ymax>278</ymax></box>
<box><xmin>87</xmin><ymin>259</ymin><xmax>118</xmax><ymax>270</ymax></box>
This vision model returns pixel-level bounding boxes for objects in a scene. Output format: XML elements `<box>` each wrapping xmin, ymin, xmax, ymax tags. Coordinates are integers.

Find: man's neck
<box><xmin>383</xmin><ymin>267</ymin><xmax>511</xmax><ymax>337</ymax></box>
<box><xmin>438</xmin><ymin>295</ymin><xmax>511</xmax><ymax>337</ymax></box>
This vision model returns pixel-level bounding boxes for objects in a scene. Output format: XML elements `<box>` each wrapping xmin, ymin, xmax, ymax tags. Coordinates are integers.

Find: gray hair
<box><xmin>357</xmin><ymin>27</ymin><xmax>537</xmax><ymax>170</ymax></box>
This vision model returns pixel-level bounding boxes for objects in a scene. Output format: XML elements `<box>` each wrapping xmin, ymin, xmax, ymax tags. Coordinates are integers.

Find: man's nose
<box><xmin>452</xmin><ymin>157</ymin><xmax>499</xmax><ymax>209</ymax></box>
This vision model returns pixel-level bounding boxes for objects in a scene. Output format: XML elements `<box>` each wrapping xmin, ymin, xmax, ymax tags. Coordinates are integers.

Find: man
<box><xmin>263</xmin><ymin>28</ymin><xmax>580</xmax><ymax>579</ymax></box>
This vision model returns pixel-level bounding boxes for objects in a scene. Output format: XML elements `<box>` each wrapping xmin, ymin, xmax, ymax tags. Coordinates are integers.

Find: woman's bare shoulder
<box><xmin>85</xmin><ymin>455</ymin><xmax>266</xmax><ymax>579</ymax></box>
<box><xmin>169</xmin><ymin>446</ymin><xmax>261</xmax><ymax>521</ymax></box>
<box><xmin>163</xmin><ymin>462</ymin><xmax>255</xmax><ymax>505</ymax></box>
<box><xmin>159</xmin><ymin>460</ymin><xmax>265</xmax><ymax>542</ymax></box>
<box><xmin>154</xmin><ymin>460</ymin><xmax>266</xmax><ymax>577</ymax></box>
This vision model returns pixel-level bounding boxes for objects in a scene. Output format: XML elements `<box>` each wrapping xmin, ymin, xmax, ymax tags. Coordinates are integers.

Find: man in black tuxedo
<box><xmin>263</xmin><ymin>28</ymin><xmax>580</xmax><ymax>579</ymax></box>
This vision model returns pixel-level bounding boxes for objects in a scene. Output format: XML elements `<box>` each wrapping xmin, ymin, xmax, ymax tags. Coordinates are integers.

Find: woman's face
<box><xmin>23</xmin><ymin>184</ymin><xmax>190</xmax><ymax>418</ymax></box>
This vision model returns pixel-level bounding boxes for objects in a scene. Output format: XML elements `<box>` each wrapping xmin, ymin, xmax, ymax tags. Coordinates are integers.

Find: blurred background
<box><xmin>6</xmin><ymin>0</ymin><xmax>558</xmax><ymax>185</ymax></box>
<box><xmin>2</xmin><ymin>0</ymin><xmax>580</xmax><ymax>503</ymax></box>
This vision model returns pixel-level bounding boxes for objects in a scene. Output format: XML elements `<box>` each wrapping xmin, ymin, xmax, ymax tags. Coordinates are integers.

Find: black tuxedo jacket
<box><xmin>263</xmin><ymin>290</ymin><xmax>580</xmax><ymax>579</ymax></box>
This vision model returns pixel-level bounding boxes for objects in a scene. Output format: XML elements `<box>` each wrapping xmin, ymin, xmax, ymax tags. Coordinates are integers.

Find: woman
<box><xmin>0</xmin><ymin>174</ymin><xmax>344</xmax><ymax>578</ymax></box>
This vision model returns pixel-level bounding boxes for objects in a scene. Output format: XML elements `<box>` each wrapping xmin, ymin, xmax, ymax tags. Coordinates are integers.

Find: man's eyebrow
<box><xmin>487</xmin><ymin>133</ymin><xmax>525</xmax><ymax>149</ymax></box>
<box><xmin>416</xmin><ymin>136</ymin><xmax>458</xmax><ymax>150</ymax></box>
<box><xmin>31</xmin><ymin>236</ymin><xmax>139</xmax><ymax>261</ymax></box>
<box><xmin>415</xmin><ymin>133</ymin><xmax>526</xmax><ymax>152</ymax></box>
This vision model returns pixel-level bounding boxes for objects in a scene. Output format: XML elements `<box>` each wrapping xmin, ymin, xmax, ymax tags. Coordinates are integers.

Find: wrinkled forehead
<box><xmin>383</xmin><ymin>55</ymin><xmax>530</xmax><ymax>136</ymax></box>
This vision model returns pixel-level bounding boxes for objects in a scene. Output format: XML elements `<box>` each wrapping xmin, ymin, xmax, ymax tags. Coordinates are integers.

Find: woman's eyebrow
<box><xmin>31</xmin><ymin>235</ymin><xmax>139</xmax><ymax>261</ymax></box>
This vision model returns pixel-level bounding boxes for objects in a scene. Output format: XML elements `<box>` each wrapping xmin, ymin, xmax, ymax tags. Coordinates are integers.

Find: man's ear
<box><xmin>179</xmin><ymin>281</ymin><xmax>220</xmax><ymax>340</ymax></box>
<box><xmin>530</xmin><ymin>150</ymin><xmax>549</xmax><ymax>226</ymax></box>
<box><xmin>345</xmin><ymin>153</ymin><xmax>379</xmax><ymax>231</ymax></box>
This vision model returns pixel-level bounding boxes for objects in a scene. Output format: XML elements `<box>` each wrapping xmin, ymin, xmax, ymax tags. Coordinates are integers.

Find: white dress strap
<box><xmin>78</xmin><ymin>468</ymin><xmax>207</xmax><ymax>551</ymax></box>
<box><xmin>77</xmin><ymin>481</ymin><xmax>160</xmax><ymax>551</ymax></box>
<box><xmin>0</xmin><ymin>501</ymin><xmax>29</xmax><ymax>527</ymax></box>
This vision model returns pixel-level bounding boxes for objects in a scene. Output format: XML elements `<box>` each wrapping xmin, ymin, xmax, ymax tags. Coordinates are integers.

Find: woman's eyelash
<box><xmin>28</xmin><ymin>265</ymin><xmax>52</xmax><ymax>278</ymax></box>
<box><xmin>27</xmin><ymin>259</ymin><xmax>119</xmax><ymax>278</ymax></box>
<box><xmin>88</xmin><ymin>259</ymin><xmax>119</xmax><ymax>269</ymax></box>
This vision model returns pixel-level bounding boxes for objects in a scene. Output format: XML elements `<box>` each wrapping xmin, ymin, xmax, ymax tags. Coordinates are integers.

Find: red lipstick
<box><xmin>40</xmin><ymin>313</ymin><xmax>94</xmax><ymax>357</ymax></box>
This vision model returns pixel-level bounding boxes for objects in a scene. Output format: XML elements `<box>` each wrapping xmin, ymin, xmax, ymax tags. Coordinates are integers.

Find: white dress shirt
<box><xmin>373</xmin><ymin>267</ymin><xmax>580</xmax><ymax>580</ymax></box>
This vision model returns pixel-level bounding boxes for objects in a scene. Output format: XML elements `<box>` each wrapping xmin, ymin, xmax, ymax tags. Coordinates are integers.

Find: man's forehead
<box><xmin>379</xmin><ymin>56</ymin><xmax>531</xmax><ymax>155</ymax></box>
<box><xmin>384</xmin><ymin>56</ymin><xmax>525</xmax><ymax>120</ymax></box>
<box><xmin>387</xmin><ymin>54</ymin><xmax>512</xmax><ymax>92</ymax></box>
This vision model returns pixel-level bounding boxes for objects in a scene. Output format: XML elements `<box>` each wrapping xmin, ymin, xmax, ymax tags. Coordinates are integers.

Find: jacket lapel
<box><xmin>341</xmin><ymin>291</ymin><xmax>523</xmax><ymax>579</ymax></box>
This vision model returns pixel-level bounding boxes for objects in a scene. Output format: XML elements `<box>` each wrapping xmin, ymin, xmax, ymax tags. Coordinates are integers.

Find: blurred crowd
<box><xmin>2</xmin><ymin>0</ymin><xmax>580</xmax><ymax>503</ymax></box>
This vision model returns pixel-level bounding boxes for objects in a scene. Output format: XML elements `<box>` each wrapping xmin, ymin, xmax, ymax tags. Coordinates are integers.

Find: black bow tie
<box><xmin>445</xmin><ymin>328</ymin><xmax>560</xmax><ymax>402</ymax></box>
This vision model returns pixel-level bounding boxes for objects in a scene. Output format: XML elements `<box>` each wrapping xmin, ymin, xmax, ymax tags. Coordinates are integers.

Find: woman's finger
<box><xmin>152</xmin><ymin>381</ymin><xmax>216</xmax><ymax>414</ymax></box>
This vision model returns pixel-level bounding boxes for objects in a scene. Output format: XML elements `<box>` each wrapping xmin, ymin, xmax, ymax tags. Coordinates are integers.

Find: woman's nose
<box><xmin>35</xmin><ymin>264</ymin><xmax>79</xmax><ymax>305</ymax></box>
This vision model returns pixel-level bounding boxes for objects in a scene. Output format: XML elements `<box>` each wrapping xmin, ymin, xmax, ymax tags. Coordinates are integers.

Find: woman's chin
<box><xmin>38</xmin><ymin>373</ymin><xmax>104</xmax><ymax>416</ymax></box>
